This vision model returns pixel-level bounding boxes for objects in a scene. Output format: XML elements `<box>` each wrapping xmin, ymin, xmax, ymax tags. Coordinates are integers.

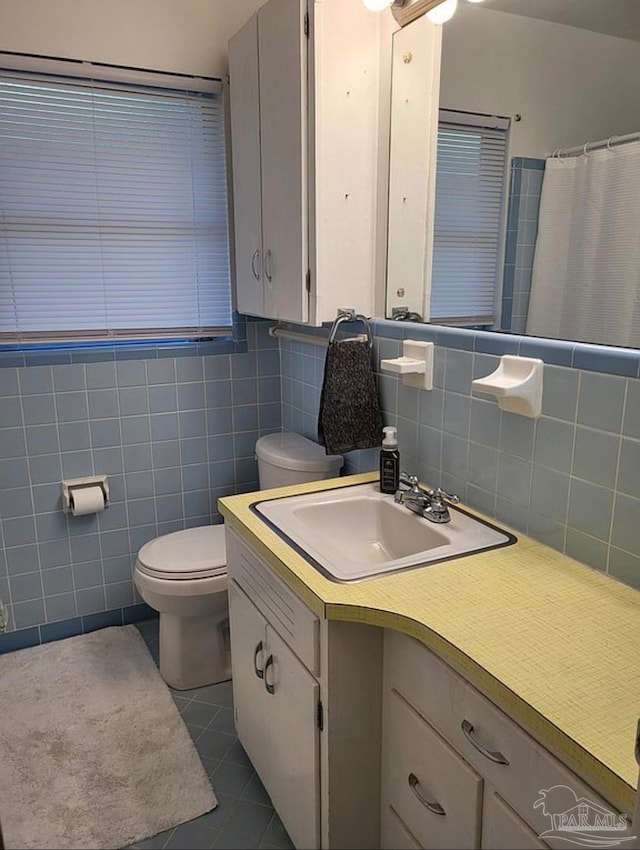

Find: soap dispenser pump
<box><xmin>380</xmin><ymin>426</ymin><xmax>400</xmax><ymax>494</ymax></box>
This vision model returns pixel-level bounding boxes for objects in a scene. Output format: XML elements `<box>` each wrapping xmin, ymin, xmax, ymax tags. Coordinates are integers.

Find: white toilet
<box><xmin>134</xmin><ymin>433</ymin><xmax>343</xmax><ymax>690</ymax></box>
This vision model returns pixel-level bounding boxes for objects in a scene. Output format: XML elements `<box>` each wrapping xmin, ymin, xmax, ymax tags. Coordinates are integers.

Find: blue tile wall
<box><xmin>502</xmin><ymin>157</ymin><xmax>545</xmax><ymax>333</ymax></box>
<box><xmin>0</xmin><ymin>319</ymin><xmax>281</xmax><ymax>636</ymax></box>
<box><xmin>4</xmin><ymin>305</ymin><xmax>640</xmax><ymax>643</ymax></box>
<box><xmin>280</xmin><ymin>318</ymin><xmax>640</xmax><ymax>592</ymax></box>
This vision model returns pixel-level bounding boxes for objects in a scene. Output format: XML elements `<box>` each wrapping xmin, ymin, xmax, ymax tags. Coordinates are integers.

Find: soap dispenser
<box><xmin>380</xmin><ymin>426</ymin><xmax>400</xmax><ymax>494</ymax></box>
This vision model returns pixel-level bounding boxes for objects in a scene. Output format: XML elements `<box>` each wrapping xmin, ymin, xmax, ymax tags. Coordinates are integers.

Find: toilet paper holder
<box><xmin>61</xmin><ymin>475</ymin><xmax>110</xmax><ymax>514</ymax></box>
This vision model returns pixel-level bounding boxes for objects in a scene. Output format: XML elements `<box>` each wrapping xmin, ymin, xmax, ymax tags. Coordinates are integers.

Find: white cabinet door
<box><xmin>228</xmin><ymin>579</ymin><xmax>320</xmax><ymax>849</ymax></box>
<box><xmin>228</xmin><ymin>579</ymin><xmax>270</xmax><ymax>776</ymax></box>
<box><xmin>229</xmin><ymin>0</ymin><xmax>306</xmax><ymax>323</ymax></box>
<box><xmin>264</xmin><ymin>623</ymin><xmax>320</xmax><ymax>849</ymax></box>
<box><xmin>258</xmin><ymin>0</ymin><xmax>307</xmax><ymax>322</ymax></box>
<box><xmin>482</xmin><ymin>788</ymin><xmax>548</xmax><ymax>849</ymax></box>
<box><xmin>386</xmin><ymin>13</ymin><xmax>442</xmax><ymax>321</ymax></box>
<box><xmin>229</xmin><ymin>14</ymin><xmax>263</xmax><ymax>317</ymax></box>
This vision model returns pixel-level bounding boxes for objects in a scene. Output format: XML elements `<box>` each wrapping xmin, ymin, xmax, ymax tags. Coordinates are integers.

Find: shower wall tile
<box><xmin>0</xmin><ymin>319</ymin><xmax>281</xmax><ymax>636</ymax></box>
<box><xmin>502</xmin><ymin>158</ymin><xmax>545</xmax><ymax>333</ymax></box>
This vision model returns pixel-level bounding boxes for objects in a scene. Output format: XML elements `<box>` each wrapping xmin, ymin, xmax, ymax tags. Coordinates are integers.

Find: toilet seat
<box><xmin>136</xmin><ymin>525</ymin><xmax>226</xmax><ymax>581</ymax></box>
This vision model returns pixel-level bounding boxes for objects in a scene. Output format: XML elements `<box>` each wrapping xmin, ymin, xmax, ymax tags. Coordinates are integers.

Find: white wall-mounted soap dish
<box><xmin>380</xmin><ymin>340</ymin><xmax>433</xmax><ymax>390</ymax></box>
<box><xmin>472</xmin><ymin>355</ymin><xmax>543</xmax><ymax>418</ymax></box>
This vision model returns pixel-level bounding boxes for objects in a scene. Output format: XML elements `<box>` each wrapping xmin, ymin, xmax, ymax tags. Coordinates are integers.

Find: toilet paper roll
<box><xmin>70</xmin><ymin>485</ymin><xmax>106</xmax><ymax>517</ymax></box>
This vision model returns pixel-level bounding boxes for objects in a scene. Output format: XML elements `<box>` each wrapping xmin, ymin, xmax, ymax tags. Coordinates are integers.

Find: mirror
<box><xmin>385</xmin><ymin>0</ymin><xmax>640</xmax><ymax>348</ymax></box>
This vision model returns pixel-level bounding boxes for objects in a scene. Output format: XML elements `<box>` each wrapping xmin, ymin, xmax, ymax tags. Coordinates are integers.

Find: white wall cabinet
<box><xmin>381</xmin><ymin>630</ymin><xmax>635</xmax><ymax>850</ymax></box>
<box><xmin>228</xmin><ymin>0</ymin><xmax>384</xmax><ymax>324</ymax></box>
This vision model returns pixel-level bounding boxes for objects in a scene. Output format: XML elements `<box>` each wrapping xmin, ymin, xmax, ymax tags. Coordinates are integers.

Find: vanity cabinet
<box><xmin>228</xmin><ymin>0</ymin><xmax>383</xmax><ymax>324</ymax></box>
<box><xmin>381</xmin><ymin>630</ymin><xmax>634</xmax><ymax>850</ymax></box>
<box><xmin>226</xmin><ymin>527</ymin><xmax>383</xmax><ymax>849</ymax></box>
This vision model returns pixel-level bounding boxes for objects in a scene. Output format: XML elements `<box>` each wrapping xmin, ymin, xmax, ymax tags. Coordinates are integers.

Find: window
<box><xmin>430</xmin><ymin>110</ymin><xmax>509</xmax><ymax>325</ymax></box>
<box><xmin>0</xmin><ymin>57</ymin><xmax>232</xmax><ymax>345</ymax></box>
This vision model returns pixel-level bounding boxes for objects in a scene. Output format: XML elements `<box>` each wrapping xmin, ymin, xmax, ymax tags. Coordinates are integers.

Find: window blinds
<box><xmin>0</xmin><ymin>67</ymin><xmax>232</xmax><ymax>343</ymax></box>
<box><xmin>430</xmin><ymin>112</ymin><xmax>509</xmax><ymax>325</ymax></box>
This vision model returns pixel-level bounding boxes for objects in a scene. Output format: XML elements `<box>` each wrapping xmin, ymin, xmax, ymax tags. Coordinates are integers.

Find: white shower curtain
<box><xmin>526</xmin><ymin>140</ymin><xmax>640</xmax><ymax>348</ymax></box>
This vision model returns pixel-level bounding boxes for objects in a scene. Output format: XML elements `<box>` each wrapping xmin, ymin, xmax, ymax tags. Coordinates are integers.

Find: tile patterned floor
<box><xmin>129</xmin><ymin>620</ymin><xmax>294</xmax><ymax>850</ymax></box>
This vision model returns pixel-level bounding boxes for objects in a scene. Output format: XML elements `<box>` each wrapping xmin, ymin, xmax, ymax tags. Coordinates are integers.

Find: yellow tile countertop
<box><xmin>219</xmin><ymin>471</ymin><xmax>640</xmax><ymax>816</ymax></box>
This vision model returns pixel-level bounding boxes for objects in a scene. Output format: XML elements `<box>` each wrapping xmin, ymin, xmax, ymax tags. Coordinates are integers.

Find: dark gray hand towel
<box><xmin>318</xmin><ymin>339</ymin><xmax>384</xmax><ymax>455</ymax></box>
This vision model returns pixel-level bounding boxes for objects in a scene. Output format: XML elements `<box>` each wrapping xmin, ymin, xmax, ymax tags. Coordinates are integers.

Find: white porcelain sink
<box><xmin>253</xmin><ymin>482</ymin><xmax>515</xmax><ymax>582</ymax></box>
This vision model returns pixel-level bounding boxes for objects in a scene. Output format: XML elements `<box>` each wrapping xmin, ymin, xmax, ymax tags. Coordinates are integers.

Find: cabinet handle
<box><xmin>251</xmin><ymin>249</ymin><xmax>261</xmax><ymax>281</ymax></box>
<box><xmin>461</xmin><ymin>719</ymin><xmax>510</xmax><ymax>765</ymax></box>
<box><xmin>408</xmin><ymin>773</ymin><xmax>446</xmax><ymax>816</ymax></box>
<box><xmin>253</xmin><ymin>641</ymin><xmax>264</xmax><ymax>679</ymax></box>
<box><xmin>264</xmin><ymin>654</ymin><xmax>275</xmax><ymax>694</ymax></box>
<box><xmin>264</xmin><ymin>249</ymin><xmax>273</xmax><ymax>282</ymax></box>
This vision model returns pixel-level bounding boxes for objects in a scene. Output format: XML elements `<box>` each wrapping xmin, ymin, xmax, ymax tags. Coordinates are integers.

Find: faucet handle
<box><xmin>399</xmin><ymin>472</ymin><xmax>420</xmax><ymax>490</ymax></box>
<box><xmin>429</xmin><ymin>486</ymin><xmax>460</xmax><ymax>505</ymax></box>
<box><xmin>395</xmin><ymin>473</ymin><xmax>425</xmax><ymax>504</ymax></box>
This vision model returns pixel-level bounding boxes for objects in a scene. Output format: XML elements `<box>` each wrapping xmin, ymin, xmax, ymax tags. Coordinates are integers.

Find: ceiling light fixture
<box><xmin>363</xmin><ymin>0</ymin><xmax>481</xmax><ymax>23</ymax></box>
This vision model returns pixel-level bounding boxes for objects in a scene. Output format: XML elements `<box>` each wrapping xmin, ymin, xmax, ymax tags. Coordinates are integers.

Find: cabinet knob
<box><xmin>461</xmin><ymin>719</ymin><xmax>510</xmax><ymax>765</ymax></box>
<box><xmin>408</xmin><ymin>773</ymin><xmax>446</xmax><ymax>816</ymax></box>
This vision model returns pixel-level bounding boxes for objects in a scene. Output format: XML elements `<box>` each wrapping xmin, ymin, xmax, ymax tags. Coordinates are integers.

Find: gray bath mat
<box><xmin>0</xmin><ymin>625</ymin><xmax>216</xmax><ymax>849</ymax></box>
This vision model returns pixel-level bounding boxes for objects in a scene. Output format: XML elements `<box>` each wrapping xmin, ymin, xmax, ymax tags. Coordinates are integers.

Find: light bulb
<box><xmin>466</xmin><ymin>0</ymin><xmax>485</xmax><ymax>3</ymax></box>
<box><xmin>427</xmin><ymin>0</ymin><xmax>458</xmax><ymax>23</ymax></box>
<box><xmin>362</xmin><ymin>0</ymin><xmax>393</xmax><ymax>11</ymax></box>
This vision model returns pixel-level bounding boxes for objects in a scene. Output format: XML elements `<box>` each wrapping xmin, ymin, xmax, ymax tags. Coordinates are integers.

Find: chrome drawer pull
<box><xmin>264</xmin><ymin>654</ymin><xmax>275</xmax><ymax>694</ymax></box>
<box><xmin>408</xmin><ymin>773</ymin><xmax>446</xmax><ymax>816</ymax></box>
<box><xmin>264</xmin><ymin>248</ymin><xmax>273</xmax><ymax>282</ymax></box>
<box><xmin>461</xmin><ymin>719</ymin><xmax>510</xmax><ymax>765</ymax></box>
<box><xmin>251</xmin><ymin>249</ymin><xmax>261</xmax><ymax>281</ymax></box>
<box><xmin>253</xmin><ymin>641</ymin><xmax>264</xmax><ymax>679</ymax></box>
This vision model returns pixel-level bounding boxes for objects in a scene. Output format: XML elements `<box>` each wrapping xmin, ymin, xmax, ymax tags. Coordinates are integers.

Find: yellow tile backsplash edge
<box><xmin>219</xmin><ymin>471</ymin><xmax>640</xmax><ymax>815</ymax></box>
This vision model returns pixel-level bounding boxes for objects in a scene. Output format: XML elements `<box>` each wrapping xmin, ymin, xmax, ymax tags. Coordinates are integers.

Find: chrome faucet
<box><xmin>394</xmin><ymin>473</ymin><xmax>460</xmax><ymax>524</ymax></box>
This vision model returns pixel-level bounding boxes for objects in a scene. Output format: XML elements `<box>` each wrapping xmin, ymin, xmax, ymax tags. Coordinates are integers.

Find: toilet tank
<box><xmin>256</xmin><ymin>433</ymin><xmax>343</xmax><ymax>490</ymax></box>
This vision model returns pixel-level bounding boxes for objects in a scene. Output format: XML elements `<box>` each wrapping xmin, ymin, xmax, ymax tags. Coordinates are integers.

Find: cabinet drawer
<box><xmin>384</xmin><ymin>631</ymin><xmax>634</xmax><ymax>845</ymax></box>
<box><xmin>382</xmin><ymin>687</ymin><xmax>482</xmax><ymax>849</ymax></box>
<box><xmin>226</xmin><ymin>528</ymin><xmax>320</xmax><ymax>675</ymax></box>
<box><xmin>482</xmin><ymin>788</ymin><xmax>547</xmax><ymax>849</ymax></box>
<box><xmin>454</xmin><ymin>683</ymin><xmax>634</xmax><ymax>846</ymax></box>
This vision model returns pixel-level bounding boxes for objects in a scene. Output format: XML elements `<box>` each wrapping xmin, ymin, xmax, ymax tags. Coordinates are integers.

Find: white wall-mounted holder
<box><xmin>380</xmin><ymin>340</ymin><xmax>434</xmax><ymax>390</ymax></box>
<box><xmin>61</xmin><ymin>475</ymin><xmax>110</xmax><ymax>516</ymax></box>
<box><xmin>472</xmin><ymin>355</ymin><xmax>543</xmax><ymax>418</ymax></box>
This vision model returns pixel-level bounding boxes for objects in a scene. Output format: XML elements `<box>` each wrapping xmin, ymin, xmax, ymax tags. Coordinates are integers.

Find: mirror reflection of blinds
<box><xmin>430</xmin><ymin>115</ymin><xmax>508</xmax><ymax>325</ymax></box>
<box><xmin>0</xmin><ymin>68</ymin><xmax>232</xmax><ymax>343</ymax></box>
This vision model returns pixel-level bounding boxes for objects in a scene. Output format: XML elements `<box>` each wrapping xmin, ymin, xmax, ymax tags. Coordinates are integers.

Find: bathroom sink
<box><xmin>253</xmin><ymin>482</ymin><xmax>515</xmax><ymax>582</ymax></box>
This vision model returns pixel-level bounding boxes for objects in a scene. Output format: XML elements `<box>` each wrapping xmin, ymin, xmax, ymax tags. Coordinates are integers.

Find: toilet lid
<box><xmin>137</xmin><ymin>525</ymin><xmax>226</xmax><ymax>579</ymax></box>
